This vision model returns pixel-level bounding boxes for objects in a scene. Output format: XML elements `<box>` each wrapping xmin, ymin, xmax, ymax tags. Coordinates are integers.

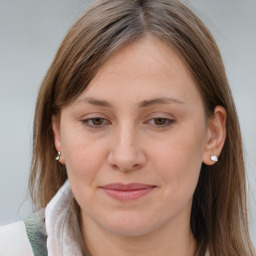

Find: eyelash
<box><xmin>82</xmin><ymin>118</ymin><xmax>111</xmax><ymax>128</ymax></box>
<box><xmin>81</xmin><ymin>117</ymin><xmax>176</xmax><ymax>129</ymax></box>
<box><xmin>146</xmin><ymin>117</ymin><xmax>176</xmax><ymax>127</ymax></box>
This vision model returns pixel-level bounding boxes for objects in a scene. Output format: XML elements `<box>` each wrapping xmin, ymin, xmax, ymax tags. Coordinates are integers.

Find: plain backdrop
<box><xmin>0</xmin><ymin>0</ymin><xmax>255</xmax><ymax>247</ymax></box>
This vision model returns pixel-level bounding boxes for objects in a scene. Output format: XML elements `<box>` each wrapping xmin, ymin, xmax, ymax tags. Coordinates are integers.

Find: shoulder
<box><xmin>23</xmin><ymin>209</ymin><xmax>48</xmax><ymax>256</ymax></box>
<box><xmin>0</xmin><ymin>210</ymin><xmax>47</xmax><ymax>256</ymax></box>
<box><xmin>0</xmin><ymin>221</ymin><xmax>33</xmax><ymax>255</ymax></box>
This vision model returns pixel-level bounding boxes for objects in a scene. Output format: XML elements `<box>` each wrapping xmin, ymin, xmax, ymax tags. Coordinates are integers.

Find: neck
<box><xmin>81</xmin><ymin>213</ymin><xmax>196</xmax><ymax>256</ymax></box>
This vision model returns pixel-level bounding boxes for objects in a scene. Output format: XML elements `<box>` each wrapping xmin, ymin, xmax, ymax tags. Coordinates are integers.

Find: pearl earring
<box><xmin>56</xmin><ymin>152</ymin><xmax>61</xmax><ymax>161</ymax></box>
<box><xmin>210</xmin><ymin>155</ymin><xmax>218</xmax><ymax>162</ymax></box>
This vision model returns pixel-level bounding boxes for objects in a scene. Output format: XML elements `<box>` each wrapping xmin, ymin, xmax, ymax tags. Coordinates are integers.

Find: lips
<box><xmin>100</xmin><ymin>183</ymin><xmax>156</xmax><ymax>201</ymax></box>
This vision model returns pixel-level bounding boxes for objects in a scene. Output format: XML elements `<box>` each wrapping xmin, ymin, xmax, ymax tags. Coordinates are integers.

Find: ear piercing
<box><xmin>56</xmin><ymin>151</ymin><xmax>61</xmax><ymax>161</ymax></box>
<box><xmin>210</xmin><ymin>155</ymin><xmax>218</xmax><ymax>162</ymax></box>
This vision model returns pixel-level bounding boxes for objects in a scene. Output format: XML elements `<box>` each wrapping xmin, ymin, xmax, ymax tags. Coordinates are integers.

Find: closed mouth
<box><xmin>100</xmin><ymin>183</ymin><xmax>156</xmax><ymax>201</ymax></box>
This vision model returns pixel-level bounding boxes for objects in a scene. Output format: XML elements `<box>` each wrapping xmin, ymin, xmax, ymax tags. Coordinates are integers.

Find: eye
<box><xmin>147</xmin><ymin>117</ymin><xmax>175</xmax><ymax>127</ymax></box>
<box><xmin>153</xmin><ymin>118</ymin><xmax>168</xmax><ymax>125</ymax></box>
<box><xmin>82</xmin><ymin>117</ymin><xmax>110</xmax><ymax>128</ymax></box>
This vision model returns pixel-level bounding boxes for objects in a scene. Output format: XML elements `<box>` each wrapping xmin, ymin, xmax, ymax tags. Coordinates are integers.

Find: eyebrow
<box><xmin>76</xmin><ymin>97</ymin><xmax>112</xmax><ymax>107</ymax></box>
<box><xmin>139</xmin><ymin>97</ymin><xmax>185</xmax><ymax>107</ymax></box>
<box><xmin>76</xmin><ymin>97</ymin><xmax>185</xmax><ymax>107</ymax></box>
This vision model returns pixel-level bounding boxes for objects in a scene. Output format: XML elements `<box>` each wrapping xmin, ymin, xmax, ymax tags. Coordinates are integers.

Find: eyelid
<box><xmin>145</xmin><ymin>111</ymin><xmax>176</xmax><ymax>119</ymax></box>
<box><xmin>81</xmin><ymin>116</ymin><xmax>111</xmax><ymax>129</ymax></box>
<box><xmin>144</xmin><ymin>112</ymin><xmax>176</xmax><ymax>128</ymax></box>
<box><xmin>80</xmin><ymin>112</ymin><xmax>108</xmax><ymax>119</ymax></box>
<box><xmin>145</xmin><ymin>118</ymin><xmax>176</xmax><ymax>127</ymax></box>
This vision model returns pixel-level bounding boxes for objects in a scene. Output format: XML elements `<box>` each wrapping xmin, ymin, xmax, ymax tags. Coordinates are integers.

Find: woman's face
<box><xmin>53</xmin><ymin>36</ymin><xmax>212</xmax><ymax>237</ymax></box>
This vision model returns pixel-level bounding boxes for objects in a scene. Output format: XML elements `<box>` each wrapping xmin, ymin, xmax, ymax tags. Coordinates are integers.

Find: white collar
<box><xmin>45</xmin><ymin>180</ymin><xmax>82</xmax><ymax>256</ymax></box>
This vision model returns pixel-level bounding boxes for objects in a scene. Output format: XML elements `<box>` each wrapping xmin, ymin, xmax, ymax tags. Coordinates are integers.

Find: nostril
<box><xmin>111</xmin><ymin>163</ymin><xmax>142</xmax><ymax>172</ymax></box>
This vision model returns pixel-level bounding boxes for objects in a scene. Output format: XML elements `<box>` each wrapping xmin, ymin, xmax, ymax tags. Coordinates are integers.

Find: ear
<box><xmin>52</xmin><ymin>115</ymin><xmax>65</xmax><ymax>164</ymax></box>
<box><xmin>202</xmin><ymin>106</ymin><xmax>226</xmax><ymax>165</ymax></box>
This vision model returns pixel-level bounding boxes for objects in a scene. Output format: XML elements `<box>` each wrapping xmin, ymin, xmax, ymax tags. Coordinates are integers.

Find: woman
<box><xmin>0</xmin><ymin>0</ymin><xmax>255</xmax><ymax>255</ymax></box>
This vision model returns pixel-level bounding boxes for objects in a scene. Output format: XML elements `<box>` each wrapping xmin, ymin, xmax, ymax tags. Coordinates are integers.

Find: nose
<box><xmin>107</xmin><ymin>124</ymin><xmax>146</xmax><ymax>172</ymax></box>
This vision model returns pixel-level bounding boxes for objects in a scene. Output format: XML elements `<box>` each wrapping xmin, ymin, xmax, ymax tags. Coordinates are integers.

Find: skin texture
<box><xmin>52</xmin><ymin>36</ymin><xmax>226</xmax><ymax>256</ymax></box>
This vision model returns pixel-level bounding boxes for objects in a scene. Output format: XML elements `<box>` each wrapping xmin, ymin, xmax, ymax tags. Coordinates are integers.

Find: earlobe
<box><xmin>202</xmin><ymin>106</ymin><xmax>227</xmax><ymax>166</ymax></box>
<box><xmin>52</xmin><ymin>115</ymin><xmax>65</xmax><ymax>164</ymax></box>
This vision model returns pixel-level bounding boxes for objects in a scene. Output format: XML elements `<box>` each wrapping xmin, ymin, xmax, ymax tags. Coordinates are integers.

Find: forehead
<box><xmin>74</xmin><ymin>36</ymin><xmax>202</xmax><ymax>107</ymax></box>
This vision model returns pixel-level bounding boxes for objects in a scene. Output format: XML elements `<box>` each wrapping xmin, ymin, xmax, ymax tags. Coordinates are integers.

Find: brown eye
<box><xmin>146</xmin><ymin>117</ymin><xmax>175</xmax><ymax>128</ymax></box>
<box><xmin>154</xmin><ymin>118</ymin><xmax>167</xmax><ymax>125</ymax></box>
<box><xmin>82</xmin><ymin>117</ymin><xmax>110</xmax><ymax>128</ymax></box>
<box><xmin>92</xmin><ymin>118</ymin><xmax>104</xmax><ymax>125</ymax></box>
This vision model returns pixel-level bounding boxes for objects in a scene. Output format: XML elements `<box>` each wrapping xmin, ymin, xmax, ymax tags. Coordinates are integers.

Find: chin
<box><xmin>96</xmin><ymin>213</ymin><xmax>159</xmax><ymax>237</ymax></box>
<box><xmin>105</xmin><ymin>224</ymin><xmax>153</xmax><ymax>237</ymax></box>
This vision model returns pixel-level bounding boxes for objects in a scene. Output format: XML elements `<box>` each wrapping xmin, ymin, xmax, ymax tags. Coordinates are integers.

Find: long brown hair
<box><xmin>29</xmin><ymin>0</ymin><xmax>255</xmax><ymax>255</ymax></box>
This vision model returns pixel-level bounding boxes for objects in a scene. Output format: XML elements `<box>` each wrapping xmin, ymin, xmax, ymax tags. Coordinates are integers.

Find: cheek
<box><xmin>149</xmin><ymin>123</ymin><xmax>206</xmax><ymax>200</ymax></box>
<box><xmin>60</xmin><ymin>124</ymin><xmax>107</xmax><ymax>185</ymax></box>
<box><xmin>61</xmin><ymin>132</ymin><xmax>108</xmax><ymax>213</ymax></box>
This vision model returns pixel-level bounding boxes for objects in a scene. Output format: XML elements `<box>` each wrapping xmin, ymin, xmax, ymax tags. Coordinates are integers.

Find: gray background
<box><xmin>0</xmin><ymin>0</ymin><xmax>255</xmax><ymax>247</ymax></box>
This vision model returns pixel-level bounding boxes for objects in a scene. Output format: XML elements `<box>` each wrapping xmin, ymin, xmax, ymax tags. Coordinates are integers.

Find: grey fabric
<box><xmin>23</xmin><ymin>210</ymin><xmax>48</xmax><ymax>256</ymax></box>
